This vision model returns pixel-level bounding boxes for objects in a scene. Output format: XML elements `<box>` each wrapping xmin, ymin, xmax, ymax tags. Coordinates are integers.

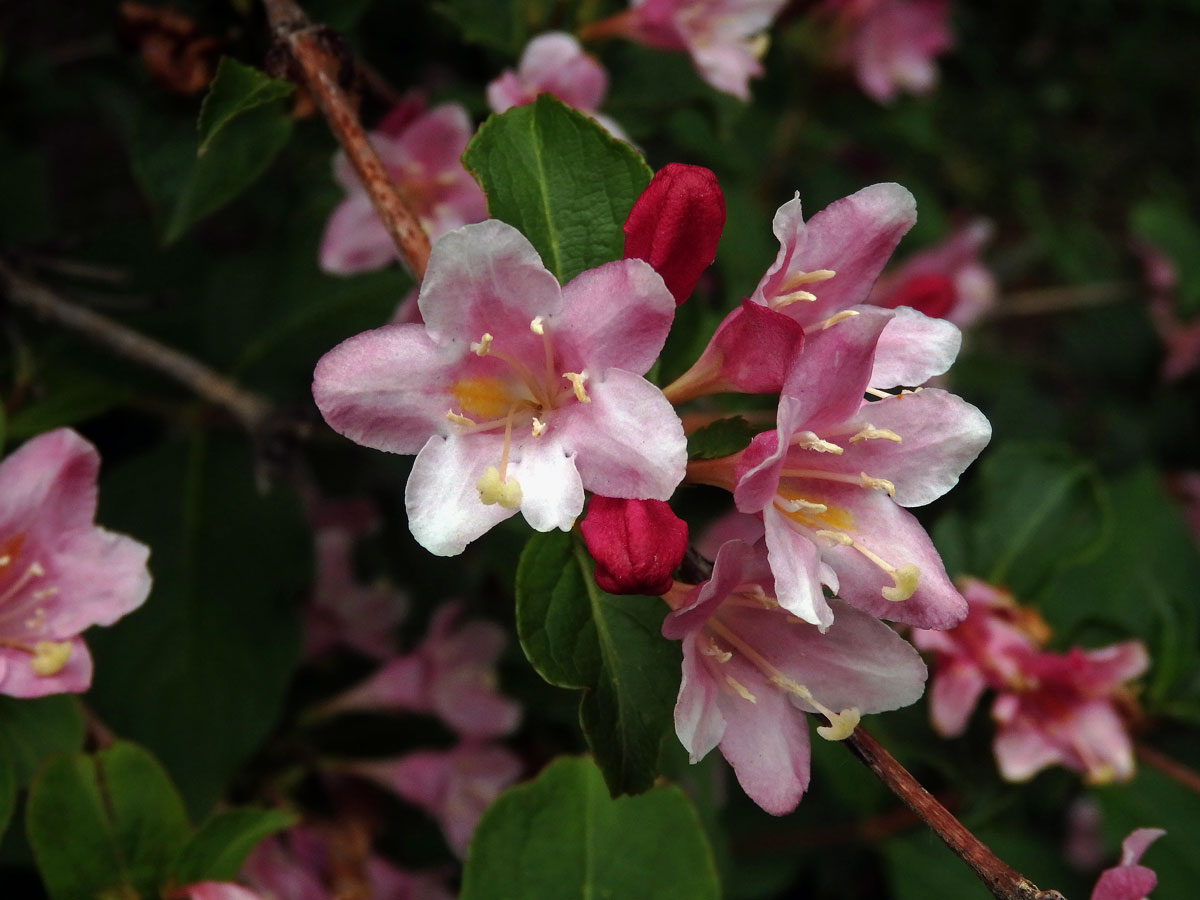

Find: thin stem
<box><xmin>996</xmin><ymin>282</ymin><xmax>1131</xmax><ymax>317</ymax></box>
<box><xmin>1137</xmin><ymin>742</ymin><xmax>1200</xmax><ymax>795</ymax></box>
<box><xmin>843</xmin><ymin>727</ymin><xmax>1067</xmax><ymax>900</ymax></box>
<box><xmin>261</xmin><ymin>0</ymin><xmax>430</xmax><ymax>282</ymax></box>
<box><xmin>0</xmin><ymin>261</ymin><xmax>271</xmax><ymax>430</ymax></box>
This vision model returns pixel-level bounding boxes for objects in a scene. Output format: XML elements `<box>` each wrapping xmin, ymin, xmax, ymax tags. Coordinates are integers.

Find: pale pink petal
<box><xmin>1091</xmin><ymin>867</ymin><xmax>1158</xmax><ymax>900</ymax></box>
<box><xmin>417</xmin><ymin>221</ymin><xmax>563</xmax><ymax>350</ymax></box>
<box><xmin>695</xmin><ymin>510</ymin><xmax>764</xmax><ymax>560</ymax></box>
<box><xmin>318</xmin><ymin>193</ymin><xmax>397</xmax><ymax>276</ymax></box>
<box><xmin>312</xmin><ymin>324</ymin><xmax>460</xmax><ymax>454</ymax></box>
<box><xmin>486</xmin><ymin>71</ymin><xmax>530</xmax><ymax>113</ymax></box>
<box><xmin>516</xmin><ymin>33</ymin><xmax>608</xmax><ymax>111</ymax></box>
<box><xmin>1080</xmin><ymin>643</ymin><xmax>1151</xmax><ymax>692</ymax></box>
<box><xmin>689</xmin><ymin>39</ymin><xmax>761</xmax><ymax>101</ymax></box>
<box><xmin>869</xmin><ymin>306</ymin><xmax>962</xmax><ymax>387</ymax></box>
<box><xmin>762</xmin><ymin>506</ymin><xmax>835</xmax><ymax>630</ymax></box>
<box><xmin>1120</xmin><ymin>828</ymin><xmax>1166</xmax><ymax>868</ymax></box>
<box><xmin>509</xmin><ymin>435</ymin><xmax>584</xmax><ymax>533</ymax></box>
<box><xmin>181</xmin><ymin>883</ymin><xmax>263</xmax><ymax>900</ymax></box>
<box><xmin>1068</xmin><ymin>700</ymin><xmax>1137</xmax><ymax>783</ymax></box>
<box><xmin>0</xmin><ymin>427</ymin><xmax>99</xmax><ymax>536</ymax></box>
<box><xmin>553</xmin><ymin>369</ymin><xmax>687</xmax><ymax>500</ymax></box>
<box><xmin>928</xmin><ymin>657</ymin><xmax>987</xmax><ymax>737</ymax></box>
<box><xmin>665</xmin><ymin>538</ymin><xmax>764</xmax><ymax>634</ymax></box>
<box><xmin>393</xmin><ymin>104</ymin><xmax>474</xmax><ymax>179</ymax></box>
<box><xmin>752</xmin><ymin>185</ymin><xmax>917</xmax><ymax>325</ymax></box>
<box><xmin>674</xmin><ymin>631</ymin><xmax>727</xmax><ymax>761</ymax></box>
<box><xmin>992</xmin><ymin>697</ymin><xmax>1066</xmax><ymax>781</ymax></box>
<box><xmin>555</xmin><ymin>258</ymin><xmax>675</xmax><ymax>375</ymax></box>
<box><xmin>0</xmin><ymin>637</ymin><xmax>91</xmax><ymax>698</ymax></box>
<box><xmin>44</xmin><ymin>527</ymin><xmax>151</xmax><ymax>634</ymax></box>
<box><xmin>834</xmin><ymin>387</ymin><xmax>991</xmax><ymax>507</ymax></box>
<box><xmin>405</xmin><ymin>434</ymin><xmax>518</xmax><ymax>557</ymax></box>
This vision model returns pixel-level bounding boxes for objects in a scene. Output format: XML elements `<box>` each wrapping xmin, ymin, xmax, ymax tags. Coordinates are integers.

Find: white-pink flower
<box><xmin>313</xmin><ymin>219</ymin><xmax>687</xmax><ymax>556</ymax></box>
<box><xmin>487</xmin><ymin>33</ymin><xmax>627</xmax><ymax>140</ymax></box>
<box><xmin>663</xmin><ymin>538</ymin><xmax>926</xmax><ymax>814</ymax></box>
<box><xmin>319</xmin><ymin>101</ymin><xmax>487</xmax><ymax>276</ymax></box>
<box><xmin>318</xmin><ymin>601</ymin><xmax>521</xmax><ymax>739</ymax></box>
<box><xmin>827</xmin><ymin>0</ymin><xmax>953</xmax><ymax>103</ymax></box>
<box><xmin>0</xmin><ymin>428</ymin><xmax>150</xmax><ymax>697</ymax></box>
<box><xmin>1091</xmin><ymin>828</ymin><xmax>1164</xmax><ymax>900</ymax></box>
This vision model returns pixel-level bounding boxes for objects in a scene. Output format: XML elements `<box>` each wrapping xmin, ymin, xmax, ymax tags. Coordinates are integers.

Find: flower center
<box><xmin>0</xmin><ymin>534</ymin><xmax>70</xmax><ymax>677</ymax></box>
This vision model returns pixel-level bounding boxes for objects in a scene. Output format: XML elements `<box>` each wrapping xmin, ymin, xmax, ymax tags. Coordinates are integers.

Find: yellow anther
<box><xmin>779</xmin><ymin>497</ymin><xmax>829</xmax><ymax>515</ymax></box>
<box><xmin>770</xmin><ymin>269</ymin><xmax>837</xmax><ymax>309</ymax></box>
<box><xmin>476</xmin><ymin>466</ymin><xmax>523</xmax><ymax>510</ymax></box>
<box><xmin>24</xmin><ymin>608</ymin><xmax>46</xmax><ymax>630</ymax></box>
<box><xmin>816</xmin><ymin>707</ymin><xmax>861</xmax><ymax>741</ymax></box>
<box><xmin>849</xmin><ymin>425</ymin><xmax>902</xmax><ymax>444</ymax></box>
<box><xmin>820</xmin><ymin>309</ymin><xmax>860</xmax><ymax>330</ymax></box>
<box><xmin>882</xmin><ymin>564</ymin><xmax>920</xmax><ymax>602</ymax></box>
<box><xmin>814</xmin><ymin>529</ymin><xmax>854</xmax><ymax>546</ymax></box>
<box><xmin>865</xmin><ymin>387</ymin><xmax>893</xmax><ymax>400</ymax></box>
<box><xmin>30</xmin><ymin>641</ymin><xmax>71</xmax><ymax>677</ymax></box>
<box><xmin>792</xmin><ymin>431</ymin><xmax>844</xmax><ymax>454</ymax></box>
<box><xmin>28</xmin><ymin>561</ymin><xmax>44</xmax><ymax>577</ymax></box>
<box><xmin>562</xmin><ymin>371</ymin><xmax>590</xmax><ymax>403</ymax></box>
<box><xmin>445</xmin><ymin>410</ymin><xmax>475</xmax><ymax>427</ymax></box>
<box><xmin>0</xmin><ymin>555</ymin><xmax>9</xmax><ymax>566</ymax></box>
<box><xmin>530</xmin><ymin>316</ymin><xmax>545</xmax><ymax>335</ymax></box>
<box><xmin>725</xmin><ymin>675</ymin><xmax>757</xmax><ymax>703</ymax></box>
<box><xmin>749</xmin><ymin>32</ymin><xmax>770</xmax><ymax>60</ymax></box>
<box><xmin>859</xmin><ymin>472</ymin><xmax>896</xmax><ymax>497</ymax></box>
<box><xmin>32</xmin><ymin>588</ymin><xmax>59</xmax><ymax>600</ymax></box>
<box><xmin>531</xmin><ymin>417</ymin><xmax>547</xmax><ymax>438</ymax></box>
<box><xmin>470</xmin><ymin>332</ymin><xmax>493</xmax><ymax>356</ymax></box>
<box><xmin>702</xmin><ymin>640</ymin><xmax>732</xmax><ymax>663</ymax></box>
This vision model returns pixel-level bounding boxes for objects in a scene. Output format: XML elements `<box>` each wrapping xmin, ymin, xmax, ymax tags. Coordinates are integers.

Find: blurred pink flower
<box><xmin>175</xmin><ymin>883</ymin><xmax>263</xmax><ymax>900</ymax></box>
<box><xmin>319</xmin><ymin>101</ymin><xmax>486</xmax><ymax>276</ymax></box>
<box><xmin>587</xmin><ymin>0</ymin><xmax>787</xmax><ymax>100</ymax></box>
<box><xmin>827</xmin><ymin>0</ymin><xmax>953</xmax><ymax>103</ymax></box>
<box><xmin>305</xmin><ymin>500</ymin><xmax>407</xmax><ymax>661</ymax></box>
<box><xmin>1167</xmin><ymin>472</ymin><xmax>1200</xmax><ymax>545</ymax></box>
<box><xmin>1091</xmin><ymin>828</ymin><xmax>1164</xmax><ymax>900</ymax></box>
<box><xmin>662</xmin><ymin>538</ymin><xmax>926</xmax><ymax>814</ymax></box>
<box><xmin>346</xmin><ymin>744</ymin><xmax>523</xmax><ymax>856</ymax></box>
<box><xmin>1136</xmin><ymin>240</ymin><xmax>1200</xmax><ymax>381</ymax></box>
<box><xmin>313</xmin><ymin>220</ymin><xmax>685</xmax><ymax>556</ymax></box>
<box><xmin>487</xmin><ymin>32</ymin><xmax>628</xmax><ymax>139</ymax></box>
<box><xmin>243</xmin><ymin>824</ymin><xmax>454</xmax><ymax>900</ymax></box>
<box><xmin>0</xmin><ymin>428</ymin><xmax>150</xmax><ymax>697</ymax></box>
<box><xmin>319</xmin><ymin>601</ymin><xmax>521</xmax><ymax>739</ymax></box>
<box><xmin>870</xmin><ymin>220</ymin><xmax>997</xmax><ymax>328</ymax></box>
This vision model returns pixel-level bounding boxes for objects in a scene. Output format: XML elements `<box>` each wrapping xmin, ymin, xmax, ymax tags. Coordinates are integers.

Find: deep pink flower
<box><xmin>346</xmin><ymin>744</ymin><xmax>522</xmax><ymax>857</ymax></box>
<box><xmin>318</xmin><ymin>601</ymin><xmax>521</xmax><ymax>739</ymax></box>
<box><xmin>1091</xmin><ymin>828</ymin><xmax>1164</xmax><ymax>900</ymax></box>
<box><xmin>991</xmin><ymin>642</ymin><xmax>1148</xmax><ymax>784</ymax></box>
<box><xmin>0</xmin><ymin>428</ymin><xmax>150</xmax><ymax>697</ymax></box>
<box><xmin>717</xmin><ymin>309</ymin><xmax>989</xmax><ymax>631</ymax></box>
<box><xmin>623</xmin><ymin>163</ymin><xmax>726</xmax><ymax>305</ymax></box>
<box><xmin>305</xmin><ymin>500</ymin><xmax>407</xmax><ymax>661</ymax></box>
<box><xmin>487</xmin><ymin>33</ymin><xmax>627</xmax><ymax>139</ymax></box>
<box><xmin>870</xmin><ymin>220</ymin><xmax>997</xmax><ymax>328</ymax></box>
<box><xmin>592</xmin><ymin>0</ymin><xmax>787</xmax><ymax>100</ymax></box>
<box><xmin>580</xmin><ymin>496</ymin><xmax>689</xmax><ymax>595</ymax></box>
<box><xmin>828</xmin><ymin>0</ymin><xmax>953</xmax><ymax>103</ymax></box>
<box><xmin>666</xmin><ymin>185</ymin><xmax>961</xmax><ymax>402</ymax></box>
<box><xmin>910</xmin><ymin>578</ymin><xmax>1048</xmax><ymax>736</ymax></box>
<box><xmin>313</xmin><ymin>220</ymin><xmax>687</xmax><ymax>556</ymax></box>
<box><xmin>319</xmin><ymin>103</ymin><xmax>487</xmax><ymax>276</ymax></box>
<box><xmin>662</xmin><ymin>538</ymin><xmax>926</xmax><ymax>814</ymax></box>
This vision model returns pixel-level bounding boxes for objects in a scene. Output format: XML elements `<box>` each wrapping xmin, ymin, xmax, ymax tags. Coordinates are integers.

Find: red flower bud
<box><xmin>623</xmin><ymin>163</ymin><xmax>725</xmax><ymax>305</ymax></box>
<box><xmin>579</xmin><ymin>497</ymin><xmax>689</xmax><ymax>595</ymax></box>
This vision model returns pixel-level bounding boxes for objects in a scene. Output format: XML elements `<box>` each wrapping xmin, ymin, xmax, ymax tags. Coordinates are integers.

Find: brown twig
<box><xmin>995</xmin><ymin>282</ymin><xmax>1132</xmax><ymax>317</ymax></box>
<box><xmin>0</xmin><ymin>261</ymin><xmax>270</xmax><ymax>430</ymax></box>
<box><xmin>844</xmin><ymin>727</ymin><xmax>1067</xmax><ymax>900</ymax></box>
<box><xmin>1137</xmin><ymin>742</ymin><xmax>1200</xmax><ymax>795</ymax></box>
<box><xmin>261</xmin><ymin>0</ymin><xmax>430</xmax><ymax>281</ymax></box>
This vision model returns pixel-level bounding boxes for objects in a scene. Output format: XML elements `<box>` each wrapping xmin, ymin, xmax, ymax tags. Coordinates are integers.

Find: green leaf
<box><xmin>26</xmin><ymin>741</ymin><xmax>191</xmax><ymax>900</ymax></box>
<box><xmin>0</xmin><ymin>695</ymin><xmax>85</xmax><ymax>787</ymax></box>
<box><xmin>86</xmin><ymin>434</ymin><xmax>309</xmax><ymax>816</ymax></box>
<box><xmin>435</xmin><ymin>0</ymin><xmax>559</xmax><ymax>54</ymax></box>
<box><xmin>515</xmin><ymin>531</ymin><xmax>679</xmax><ymax>795</ymax></box>
<box><xmin>171</xmin><ymin>807</ymin><xmax>296</xmax><ymax>883</ymax></box>
<box><xmin>6</xmin><ymin>374</ymin><xmax>129</xmax><ymax>441</ymax></box>
<box><xmin>197</xmin><ymin>58</ymin><xmax>294</xmax><ymax>157</ymax></box>
<box><xmin>962</xmin><ymin>442</ymin><xmax>1111</xmax><ymax>596</ymax></box>
<box><xmin>461</xmin><ymin>756</ymin><xmax>720</xmax><ymax>900</ymax></box>
<box><xmin>463</xmin><ymin>95</ymin><xmax>652</xmax><ymax>284</ymax></box>
<box><xmin>687</xmin><ymin>416</ymin><xmax>763</xmax><ymax>460</ymax></box>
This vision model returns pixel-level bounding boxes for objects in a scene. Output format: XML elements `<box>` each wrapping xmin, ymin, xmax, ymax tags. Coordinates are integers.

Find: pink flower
<box><xmin>347</xmin><ymin>744</ymin><xmax>523</xmax><ymax>856</ymax></box>
<box><xmin>305</xmin><ymin>500</ymin><xmax>407</xmax><ymax>660</ymax></box>
<box><xmin>580</xmin><ymin>497</ymin><xmax>689</xmax><ymax>595</ymax></box>
<box><xmin>174</xmin><ymin>884</ymin><xmax>262</xmax><ymax>900</ymax></box>
<box><xmin>0</xmin><ymin>428</ymin><xmax>150</xmax><ymax>697</ymax></box>
<box><xmin>1136</xmin><ymin>240</ymin><xmax>1200</xmax><ymax>381</ymax></box>
<box><xmin>991</xmin><ymin>642</ymin><xmax>1148</xmax><ymax>784</ymax></box>
<box><xmin>662</xmin><ymin>538</ymin><xmax>926</xmax><ymax>814</ymax></box>
<box><xmin>243</xmin><ymin>824</ymin><xmax>454</xmax><ymax>900</ymax></box>
<box><xmin>666</xmin><ymin>184</ymin><xmax>961</xmax><ymax>402</ymax></box>
<box><xmin>1091</xmin><ymin>828</ymin><xmax>1165</xmax><ymax>900</ymax></box>
<box><xmin>487</xmin><ymin>33</ymin><xmax>627</xmax><ymax>139</ymax></box>
<box><xmin>869</xmin><ymin>220</ymin><xmax>997</xmax><ymax>328</ymax></box>
<box><xmin>828</xmin><ymin>0</ymin><xmax>953</xmax><ymax>103</ymax></box>
<box><xmin>713</xmin><ymin>309</ymin><xmax>989</xmax><ymax>631</ymax></box>
<box><xmin>319</xmin><ymin>102</ymin><xmax>487</xmax><ymax>276</ymax></box>
<box><xmin>910</xmin><ymin>578</ymin><xmax>1049</xmax><ymax>737</ymax></box>
<box><xmin>1167</xmin><ymin>472</ymin><xmax>1200</xmax><ymax>545</ymax></box>
<box><xmin>313</xmin><ymin>219</ymin><xmax>687</xmax><ymax>556</ymax></box>
<box><xmin>318</xmin><ymin>601</ymin><xmax>521</xmax><ymax>739</ymax></box>
<box><xmin>623</xmin><ymin>163</ymin><xmax>726</xmax><ymax>305</ymax></box>
<box><xmin>591</xmin><ymin>0</ymin><xmax>787</xmax><ymax>100</ymax></box>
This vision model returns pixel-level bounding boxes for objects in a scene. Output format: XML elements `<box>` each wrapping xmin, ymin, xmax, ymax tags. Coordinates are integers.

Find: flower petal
<box><xmin>510</xmin><ymin>435</ymin><xmax>584</xmax><ymax>533</ymax></box>
<box><xmin>762</xmin><ymin>507</ymin><xmax>835</xmax><ymax>630</ymax></box>
<box><xmin>869</xmin><ymin>306</ymin><xmax>962</xmax><ymax>388</ymax></box>
<box><xmin>928</xmin><ymin>657</ymin><xmax>988</xmax><ymax>737</ymax></box>
<box><xmin>0</xmin><ymin>637</ymin><xmax>92</xmax><ymax>698</ymax></box>
<box><xmin>318</xmin><ymin>192</ymin><xmax>397</xmax><ymax>275</ymax></box>
<box><xmin>674</xmin><ymin>632</ymin><xmax>727</xmax><ymax>762</ymax></box>
<box><xmin>0</xmin><ymin>428</ymin><xmax>99</xmax><ymax>539</ymax></box>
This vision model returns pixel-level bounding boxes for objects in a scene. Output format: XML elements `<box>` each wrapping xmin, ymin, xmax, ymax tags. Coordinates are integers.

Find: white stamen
<box><xmin>859</xmin><ymin>472</ymin><xmax>896</xmax><ymax>497</ymax></box>
<box><xmin>530</xmin><ymin>417</ymin><xmax>547</xmax><ymax>438</ymax></box>
<box><xmin>792</xmin><ymin>431</ymin><xmax>844</xmax><ymax>454</ymax></box>
<box><xmin>849</xmin><ymin>425</ymin><xmax>902</xmax><ymax>444</ymax></box>
<box><xmin>702</xmin><ymin>639</ymin><xmax>732</xmax><ymax>663</ymax></box>
<box><xmin>530</xmin><ymin>316</ymin><xmax>545</xmax><ymax>335</ymax></box>
<box><xmin>882</xmin><ymin>564</ymin><xmax>921</xmax><ymax>602</ymax></box>
<box><xmin>445</xmin><ymin>410</ymin><xmax>475</xmax><ymax>427</ymax></box>
<box><xmin>820</xmin><ymin>310</ymin><xmax>859</xmax><ymax>330</ymax></box>
<box><xmin>725</xmin><ymin>675</ymin><xmax>757</xmax><ymax>703</ymax></box>
<box><xmin>778</xmin><ymin>497</ymin><xmax>829</xmax><ymax>515</ymax></box>
<box><xmin>562</xmin><ymin>371</ymin><xmax>590</xmax><ymax>403</ymax></box>
<box><xmin>470</xmin><ymin>332</ymin><xmax>493</xmax><ymax>356</ymax></box>
<box><xmin>816</xmin><ymin>707</ymin><xmax>861</xmax><ymax>741</ymax></box>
